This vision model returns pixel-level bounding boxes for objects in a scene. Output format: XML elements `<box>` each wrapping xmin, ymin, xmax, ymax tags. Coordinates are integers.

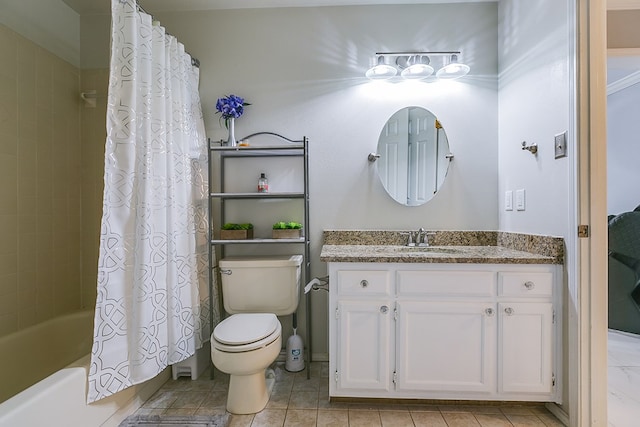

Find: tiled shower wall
<box><xmin>0</xmin><ymin>23</ymin><xmax>107</xmax><ymax>338</ymax></box>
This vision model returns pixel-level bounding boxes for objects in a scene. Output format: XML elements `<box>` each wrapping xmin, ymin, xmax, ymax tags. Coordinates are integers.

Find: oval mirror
<box><xmin>376</xmin><ymin>106</ymin><xmax>451</xmax><ymax>206</ymax></box>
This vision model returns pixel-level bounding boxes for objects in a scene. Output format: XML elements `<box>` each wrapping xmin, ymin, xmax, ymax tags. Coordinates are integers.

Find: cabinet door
<box><xmin>396</xmin><ymin>301</ymin><xmax>496</xmax><ymax>393</ymax></box>
<box><xmin>499</xmin><ymin>302</ymin><xmax>553</xmax><ymax>394</ymax></box>
<box><xmin>336</xmin><ymin>300</ymin><xmax>392</xmax><ymax>391</ymax></box>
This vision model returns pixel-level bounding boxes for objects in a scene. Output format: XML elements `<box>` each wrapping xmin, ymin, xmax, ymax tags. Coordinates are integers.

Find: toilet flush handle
<box><xmin>220</xmin><ymin>269</ymin><xmax>232</xmax><ymax>275</ymax></box>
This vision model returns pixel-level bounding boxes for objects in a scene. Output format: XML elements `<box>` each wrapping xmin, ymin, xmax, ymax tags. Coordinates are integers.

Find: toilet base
<box><xmin>226</xmin><ymin>368</ymin><xmax>276</xmax><ymax>414</ymax></box>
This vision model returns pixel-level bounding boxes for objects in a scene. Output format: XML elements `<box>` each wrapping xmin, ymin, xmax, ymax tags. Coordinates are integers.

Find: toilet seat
<box><xmin>212</xmin><ymin>313</ymin><xmax>281</xmax><ymax>353</ymax></box>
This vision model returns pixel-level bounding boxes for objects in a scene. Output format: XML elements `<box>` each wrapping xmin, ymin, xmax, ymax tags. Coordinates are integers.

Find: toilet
<box><xmin>211</xmin><ymin>255</ymin><xmax>303</xmax><ymax>414</ymax></box>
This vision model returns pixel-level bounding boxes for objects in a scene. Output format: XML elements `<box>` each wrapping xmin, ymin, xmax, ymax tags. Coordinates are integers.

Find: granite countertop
<box><xmin>320</xmin><ymin>230</ymin><xmax>564</xmax><ymax>265</ymax></box>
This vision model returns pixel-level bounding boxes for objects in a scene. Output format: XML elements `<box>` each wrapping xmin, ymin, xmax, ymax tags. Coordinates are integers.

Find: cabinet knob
<box><xmin>505</xmin><ymin>307</ymin><xmax>514</xmax><ymax>316</ymax></box>
<box><xmin>380</xmin><ymin>305</ymin><xmax>389</xmax><ymax>314</ymax></box>
<box><xmin>360</xmin><ymin>280</ymin><xmax>369</xmax><ymax>288</ymax></box>
<box><xmin>524</xmin><ymin>281</ymin><xmax>534</xmax><ymax>290</ymax></box>
<box><xmin>485</xmin><ymin>308</ymin><xmax>494</xmax><ymax>317</ymax></box>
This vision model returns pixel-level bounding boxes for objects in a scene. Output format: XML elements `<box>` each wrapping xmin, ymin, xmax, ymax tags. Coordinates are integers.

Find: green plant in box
<box><xmin>220</xmin><ymin>223</ymin><xmax>254</xmax><ymax>239</ymax></box>
<box><xmin>272</xmin><ymin>221</ymin><xmax>303</xmax><ymax>239</ymax></box>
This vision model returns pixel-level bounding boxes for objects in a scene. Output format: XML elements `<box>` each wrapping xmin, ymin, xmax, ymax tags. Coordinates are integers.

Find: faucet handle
<box><xmin>400</xmin><ymin>231</ymin><xmax>416</xmax><ymax>246</ymax></box>
<box><xmin>423</xmin><ymin>232</ymin><xmax>436</xmax><ymax>246</ymax></box>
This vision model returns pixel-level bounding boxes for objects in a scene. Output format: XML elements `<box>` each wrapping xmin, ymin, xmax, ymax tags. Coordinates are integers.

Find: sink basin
<box><xmin>387</xmin><ymin>246</ymin><xmax>465</xmax><ymax>255</ymax></box>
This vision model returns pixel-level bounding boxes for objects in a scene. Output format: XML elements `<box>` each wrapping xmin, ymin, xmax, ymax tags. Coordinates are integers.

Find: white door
<box><xmin>378</xmin><ymin>108</ymin><xmax>409</xmax><ymax>204</ymax></box>
<box><xmin>336</xmin><ymin>300</ymin><xmax>392</xmax><ymax>391</ymax></box>
<box><xmin>396</xmin><ymin>301</ymin><xmax>496</xmax><ymax>393</ymax></box>
<box><xmin>499</xmin><ymin>302</ymin><xmax>554</xmax><ymax>394</ymax></box>
<box><xmin>407</xmin><ymin>107</ymin><xmax>435</xmax><ymax>206</ymax></box>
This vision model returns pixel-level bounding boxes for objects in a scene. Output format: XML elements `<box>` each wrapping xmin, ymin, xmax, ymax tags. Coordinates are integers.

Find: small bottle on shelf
<box><xmin>258</xmin><ymin>173</ymin><xmax>269</xmax><ymax>193</ymax></box>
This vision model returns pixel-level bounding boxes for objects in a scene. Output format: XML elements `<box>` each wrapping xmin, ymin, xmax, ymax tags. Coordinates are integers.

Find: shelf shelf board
<box><xmin>211</xmin><ymin>238</ymin><xmax>307</xmax><ymax>244</ymax></box>
<box><xmin>210</xmin><ymin>192</ymin><xmax>305</xmax><ymax>199</ymax></box>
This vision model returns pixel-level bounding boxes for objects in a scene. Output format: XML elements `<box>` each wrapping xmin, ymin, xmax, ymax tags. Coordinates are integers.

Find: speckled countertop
<box><xmin>320</xmin><ymin>230</ymin><xmax>564</xmax><ymax>265</ymax></box>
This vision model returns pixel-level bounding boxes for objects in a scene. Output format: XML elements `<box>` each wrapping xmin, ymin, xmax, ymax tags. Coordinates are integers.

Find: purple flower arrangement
<box><xmin>215</xmin><ymin>94</ymin><xmax>250</xmax><ymax>128</ymax></box>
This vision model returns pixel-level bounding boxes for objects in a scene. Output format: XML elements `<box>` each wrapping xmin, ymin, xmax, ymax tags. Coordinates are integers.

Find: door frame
<box><xmin>573</xmin><ymin>0</ymin><xmax>608</xmax><ymax>425</ymax></box>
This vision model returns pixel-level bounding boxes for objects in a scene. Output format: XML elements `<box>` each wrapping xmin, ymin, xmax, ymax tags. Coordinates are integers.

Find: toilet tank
<box><xmin>218</xmin><ymin>255</ymin><xmax>303</xmax><ymax>315</ymax></box>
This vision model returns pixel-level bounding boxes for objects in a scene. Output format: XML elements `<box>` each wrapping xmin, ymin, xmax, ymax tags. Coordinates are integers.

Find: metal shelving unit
<box><xmin>207</xmin><ymin>132</ymin><xmax>312</xmax><ymax>378</ymax></box>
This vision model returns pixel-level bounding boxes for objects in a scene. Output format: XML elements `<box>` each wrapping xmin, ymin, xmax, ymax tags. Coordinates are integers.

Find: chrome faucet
<box><xmin>400</xmin><ymin>231</ymin><xmax>416</xmax><ymax>247</ymax></box>
<box><xmin>416</xmin><ymin>228</ymin><xmax>436</xmax><ymax>247</ymax></box>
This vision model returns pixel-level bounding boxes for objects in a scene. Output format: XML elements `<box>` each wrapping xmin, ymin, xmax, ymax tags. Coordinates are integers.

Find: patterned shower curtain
<box><xmin>88</xmin><ymin>0</ymin><xmax>217</xmax><ymax>403</ymax></box>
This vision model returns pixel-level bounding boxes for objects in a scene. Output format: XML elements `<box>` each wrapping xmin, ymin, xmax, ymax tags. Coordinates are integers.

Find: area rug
<box><xmin>118</xmin><ymin>414</ymin><xmax>229</xmax><ymax>427</ymax></box>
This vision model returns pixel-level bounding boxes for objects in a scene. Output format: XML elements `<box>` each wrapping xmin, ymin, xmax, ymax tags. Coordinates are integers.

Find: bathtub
<box><xmin>0</xmin><ymin>310</ymin><xmax>169</xmax><ymax>427</ymax></box>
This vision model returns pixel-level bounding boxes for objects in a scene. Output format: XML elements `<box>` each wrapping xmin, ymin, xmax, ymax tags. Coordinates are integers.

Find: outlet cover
<box><xmin>505</xmin><ymin>190</ymin><xmax>513</xmax><ymax>211</ymax></box>
<box><xmin>555</xmin><ymin>131</ymin><xmax>568</xmax><ymax>159</ymax></box>
<box><xmin>516</xmin><ymin>189</ymin><xmax>526</xmax><ymax>211</ymax></box>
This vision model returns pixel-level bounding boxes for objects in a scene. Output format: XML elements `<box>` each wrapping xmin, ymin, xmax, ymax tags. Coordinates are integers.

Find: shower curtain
<box><xmin>88</xmin><ymin>0</ymin><xmax>217</xmax><ymax>403</ymax></box>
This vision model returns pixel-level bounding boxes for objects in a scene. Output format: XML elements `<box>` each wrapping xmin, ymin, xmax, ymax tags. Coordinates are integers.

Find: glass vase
<box><xmin>226</xmin><ymin>117</ymin><xmax>236</xmax><ymax>147</ymax></box>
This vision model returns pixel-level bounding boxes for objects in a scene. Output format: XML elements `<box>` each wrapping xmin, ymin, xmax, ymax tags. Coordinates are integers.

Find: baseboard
<box><xmin>545</xmin><ymin>402</ymin><xmax>569</xmax><ymax>426</ymax></box>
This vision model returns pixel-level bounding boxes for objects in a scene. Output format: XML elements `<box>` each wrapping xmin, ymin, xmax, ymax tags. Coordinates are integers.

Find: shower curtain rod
<box><xmin>133</xmin><ymin>0</ymin><xmax>200</xmax><ymax>68</ymax></box>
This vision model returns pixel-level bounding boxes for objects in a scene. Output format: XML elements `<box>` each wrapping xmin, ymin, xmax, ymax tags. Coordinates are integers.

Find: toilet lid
<box><xmin>213</xmin><ymin>313</ymin><xmax>279</xmax><ymax>345</ymax></box>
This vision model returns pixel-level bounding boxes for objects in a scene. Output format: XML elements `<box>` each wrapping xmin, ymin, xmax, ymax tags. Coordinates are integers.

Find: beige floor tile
<box><xmin>316</xmin><ymin>409</ymin><xmax>349</xmax><ymax>427</ymax></box>
<box><xmin>410</xmin><ymin>411</ymin><xmax>448</xmax><ymax>427</ymax></box>
<box><xmin>199</xmin><ymin>390</ymin><xmax>228</xmax><ymax>408</ymax></box>
<box><xmin>293</xmin><ymin>376</ymin><xmax>321</xmax><ymax>392</ymax></box>
<box><xmin>406</xmin><ymin>404</ymin><xmax>440</xmax><ymax>412</ymax></box>
<box><xmin>162</xmin><ymin>407</ymin><xmax>197</xmax><ymax>416</ymax></box>
<box><xmin>348</xmin><ymin>409</ymin><xmax>382</xmax><ymax>427</ymax></box>
<box><xmin>267</xmin><ymin>389</ymin><xmax>293</xmax><ymax>409</ymax></box>
<box><xmin>284</xmin><ymin>409</ymin><xmax>318</xmax><ymax>426</ymax></box>
<box><xmin>252</xmin><ymin>408</ymin><xmax>287</xmax><ymax>427</ymax></box>
<box><xmin>441</xmin><ymin>412</ymin><xmax>481</xmax><ymax>426</ymax></box>
<box><xmin>317</xmin><ymin>397</ymin><xmax>349</xmax><ymax>410</ymax></box>
<box><xmin>537</xmin><ymin>413</ymin><xmax>565</xmax><ymax>427</ymax></box>
<box><xmin>439</xmin><ymin>404</ymin><xmax>475</xmax><ymax>413</ymax></box>
<box><xmin>133</xmin><ymin>407</ymin><xmax>165</xmax><ymax>416</ymax></box>
<box><xmin>194</xmin><ymin>406</ymin><xmax>228</xmax><ymax>416</ymax></box>
<box><xmin>169</xmin><ymin>391</ymin><xmax>209</xmax><ymax>409</ymax></box>
<box><xmin>467</xmin><ymin>405</ymin><xmax>504</xmax><ymax>415</ymax></box>
<box><xmin>474</xmin><ymin>413</ymin><xmax>512</xmax><ymax>427</ymax></box>
<box><xmin>288</xmin><ymin>391</ymin><xmax>319</xmax><ymax>409</ymax></box>
<box><xmin>500</xmin><ymin>406</ymin><xmax>536</xmax><ymax>415</ymax></box>
<box><xmin>142</xmin><ymin>390</ymin><xmax>180</xmax><ymax>408</ymax></box>
<box><xmin>228</xmin><ymin>413</ymin><xmax>255</xmax><ymax>427</ymax></box>
<box><xmin>504</xmin><ymin>414</ymin><xmax>547</xmax><ymax>426</ymax></box>
<box><xmin>379</xmin><ymin>410</ymin><xmax>414</xmax><ymax>427</ymax></box>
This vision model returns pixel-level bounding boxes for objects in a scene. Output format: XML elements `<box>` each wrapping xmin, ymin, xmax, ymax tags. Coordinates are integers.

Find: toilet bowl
<box><xmin>211</xmin><ymin>313</ymin><xmax>282</xmax><ymax>414</ymax></box>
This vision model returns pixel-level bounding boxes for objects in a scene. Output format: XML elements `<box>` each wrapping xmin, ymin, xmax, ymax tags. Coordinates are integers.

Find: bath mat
<box><xmin>119</xmin><ymin>414</ymin><xmax>229</xmax><ymax>427</ymax></box>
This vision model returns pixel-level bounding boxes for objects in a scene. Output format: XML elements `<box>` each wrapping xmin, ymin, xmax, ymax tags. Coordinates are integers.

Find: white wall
<box><xmin>497</xmin><ymin>0</ymin><xmax>571</xmax><ymax>238</ymax></box>
<box><xmin>0</xmin><ymin>0</ymin><xmax>80</xmax><ymax>67</ymax></box>
<box><xmin>607</xmin><ymin>83</ymin><xmax>640</xmax><ymax>215</ymax></box>
<box><xmin>139</xmin><ymin>4</ymin><xmax>498</xmax><ymax>355</ymax></box>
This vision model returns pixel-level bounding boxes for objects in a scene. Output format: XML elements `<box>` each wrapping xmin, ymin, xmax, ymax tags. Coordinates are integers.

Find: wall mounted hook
<box><xmin>521</xmin><ymin>141</ymin><xmax>538</xmax><ymax>155</ymax></box>
<box><xmin>368</xmin><ymin>152</ymin><xmax>381</xmax><ymax>162</ymax></box>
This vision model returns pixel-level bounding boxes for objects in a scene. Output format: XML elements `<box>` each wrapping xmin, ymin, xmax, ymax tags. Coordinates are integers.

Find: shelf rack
<box><xmin>207</xmin><ymin>132</ymin><xmax>312</xmax><ymax>379</ymax></box>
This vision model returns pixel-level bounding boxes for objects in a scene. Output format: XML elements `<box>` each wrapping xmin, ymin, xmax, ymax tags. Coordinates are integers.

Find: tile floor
<box><xmin>136</xmin><ymin>361</ymin><xmax>565</xmax><ymax>427</ymax></box>
<box><xmin>608</xmin><ymin>329</ymin><xmax>640</xmax><ymax>427</ymax></box>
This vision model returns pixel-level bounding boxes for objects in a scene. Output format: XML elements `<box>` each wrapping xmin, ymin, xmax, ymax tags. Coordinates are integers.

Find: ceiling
<box><xmin>61</xmin><ymin>0</ymin><xmax>494</xmax><ymax>15</ymax></box>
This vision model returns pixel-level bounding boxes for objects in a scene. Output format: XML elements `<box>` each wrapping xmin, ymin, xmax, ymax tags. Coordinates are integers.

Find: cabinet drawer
<box><xmin>396</xmin><ymin>271</ymin><xmax>495</xmax><ymax>297</ymax></box>
<box><xmin>337</xmin><ymin>270</ymin><xmax>392</xmax><ymax>296</ymax></box>
<box><xmin>498</xmin><ymin>272</ymin><xmax>553</xmax><ymax>297</ymax></box>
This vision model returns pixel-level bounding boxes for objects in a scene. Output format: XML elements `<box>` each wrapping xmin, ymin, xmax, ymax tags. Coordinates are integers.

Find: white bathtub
<box><xmin>0</xmin><ymin>311</ymin><xmax>169</xmax><ymax>427</ymax></box>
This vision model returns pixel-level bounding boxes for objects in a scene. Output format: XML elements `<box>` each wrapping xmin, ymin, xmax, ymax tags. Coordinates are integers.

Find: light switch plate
<box><xmin>505</xmin><ymin>190</ymin><xmax>513</xmax><ymax>211</ymax></box>
<box><xmin>516</xmin><ymin>189</ymin><xmax>526</xmax><ymax>211</ymax></box>
<box><xmin>555</xmin><ymin>131</ymin><xmax>568</xmax><ymax>159</ymax></box>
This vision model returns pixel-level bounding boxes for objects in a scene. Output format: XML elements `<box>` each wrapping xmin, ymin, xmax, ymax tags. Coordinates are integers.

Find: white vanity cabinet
<box><xmin>328</xmin><ymin>262</ymin><xmax>562</xmax><ymax>403</ymax></box>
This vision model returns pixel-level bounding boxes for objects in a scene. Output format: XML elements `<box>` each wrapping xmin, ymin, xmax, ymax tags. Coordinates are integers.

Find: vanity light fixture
<box><xmin>365</xmin><ymin>51</ymin><xmax>469</xmax><ymax>81</ymax></box>
<box><xmin>365</xmin><ymin>55</ymin><xmax>398</xmax><ymax>80</ymax></box>
<box><xmin>435</xmin><ymin>53</ymin><xmax>471</xmax><ymax>79</ymax></box>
